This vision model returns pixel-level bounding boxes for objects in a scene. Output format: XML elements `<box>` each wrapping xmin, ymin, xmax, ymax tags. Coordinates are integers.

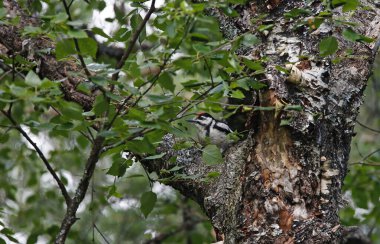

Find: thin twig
<box><xmin>67</xmin><ymin>0</ymin><xmax>75</xmax><ymax>9</ymax></box>
<box><xmin>61</xmin><ymin>0</ymin><xmax>108</xmax><ymax>96</ymax></box>
<box><xmin>107</xmin><ymin>17</ymin><xmax>193</xmax><ymax>129</ymax></box>
<box><xmin>127</xmin><ymin>17</ymin><xmax>193</xmax><ymax>120</ymax></box>
<box><xmin>87</xmin><ymin>127</ymin><xmax>95</xmax><ymax>142</ymax></box>
<box><xmin>61</xmin><ymin>0</ymin><xmax>92</xmax><ymax>80</ymax></box>
<box><xmin>350</xmin><ymin>148</ymin><xmax>380</xmax><ymax>165</ymax></box>
<box><xmin>1</xmin><ymin>109</ymin><xmax>71</xmax><ymax>205</ymax></box>
<box><xmin>11</xmin><ymin>54</ymin><xmax>15</xmax><ymax>82</ymax></box>
<box><xmin>203</xmin><ymin>58</ymin><xmax>214</xmax><ymax>86</ymax></box>
<box><xmin>0</xmin><ymin>60</ymin><xmax>25</xmax><ymax>79</ymax></box>
<box><xmin>0</xmin><ymin>70</ymin><xmax>11</xmax><ymax>81</ymax></box>
<box><xmin>350</xmin><ymin>162</ymin><xmax>380</xmax><ymax>167</ymax></box>
<box><xmin>106</xmin><ymin>0</ymin><xmax>157</xmax><ymax>127</ymax></box>
<box><xmin>94</xmin><ymin>224</ymin><xmax>111</xmax><ymax>244</ymax></box>
<box><xmin>175</xmin><ymin>85</ymin><xmax>217</xmax><ymax>119</ymax></box>
<box><xmin>112</xmin><ymin>0</ymin><xmax>156</xmax><ymax>82</ymax></box>
<box><xmin>0</xmin><ymin>124</ymin><xmax>16</xmax><ymax>128</ymax></box>
<box><xmin>356</xmin><ymin>120</ymin><xmax>380</xmax><ymax>133</ymax></box>
<box><xmin>50</xmin><ymin>105</ymin><xmax>94</xmax><ymax>143</ymax></box>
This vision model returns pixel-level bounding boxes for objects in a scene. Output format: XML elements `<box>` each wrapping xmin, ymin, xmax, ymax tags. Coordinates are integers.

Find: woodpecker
<box><xmin>187</xmin><ymin>112</ymin><xmax>233</xmax><ymax>150</ymax></box>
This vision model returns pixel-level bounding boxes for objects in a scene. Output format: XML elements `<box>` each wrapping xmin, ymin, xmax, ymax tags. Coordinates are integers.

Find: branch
<box><xmin>55</xmin><ymin>135</ymin><xmax>105</xmax><ymax>244</ymax></box>
<box><xmin>204</xmin><ymin>58</ymin><xmax>214</xmax><ymax>86</ymax></box>
<box><xmin>350</xmin><ymin>148</ymin><xmax>380</xmax><ymax>166</ymax></box>
<box><xmin>111</xmin><ymin>0</ymin><xmax>156</xmax><ymax>81</ymax></box>
<box><xmin>94</xmin><ymin>224</ymin><xmax>111</xmax><ymax>244</ymax></box>
<box><xmin>107</xmin><ymin>16</ymin><xmax>193</xmax><ymax>129</ymax></box>
<box><xmin>61</xmin><ymin>0</ymin><xmax>92</xmax><ymax>79</ymax></box>
<box><xmin>0</xmin><ymin>1</ymin><xmax>94</xmax><ymax>110</ymax></box>
<box><xmin>1</xmin><ymin>110</ymin><xmax>71</xmax><ymax>205</ymax></box>
<box><xmin>356</xmin><ymin>120</ymin><xmax>380</xmax><ymax>133</ymax></box>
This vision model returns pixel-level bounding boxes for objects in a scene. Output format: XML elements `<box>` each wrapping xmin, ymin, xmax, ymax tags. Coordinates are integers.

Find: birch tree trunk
<box><xmin>153</xmin><ymin>1</ymin><xmax>380</xmax><ymax>243</ymax></box>
<box><xmin>1</xmin><ymin>0</ymin><xmax>379</xmax><ymax>243</ymax></box>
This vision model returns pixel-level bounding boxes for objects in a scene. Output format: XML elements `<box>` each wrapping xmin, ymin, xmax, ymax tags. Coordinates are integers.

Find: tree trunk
<box><xmin>1</xmin><ymin>0</ymin><xmax>379</xmax><ymax>243</ymax></box>
<box><xmin>153</xmin><ymin>1</ymin><xmax>380</xmax><ymax>243</ymax></box>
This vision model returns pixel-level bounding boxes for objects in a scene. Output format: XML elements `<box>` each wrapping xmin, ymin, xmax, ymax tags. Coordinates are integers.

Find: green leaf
<box><xmin>59</xmin><ymin>101</ymin><xmax>84</xmax><ymax>121</ymax></box>
<box><xmin>249</xmin><ymin>81</ymin><xmax>267</xmax><ymax>90</ymax></box>
<box><xmin>97</xmin><ymin>130</ymin><xmax>118</xmax><ymax>138</ymax></box>
<box><xmin>127</xmin><ymin>108</ymin><xmax>146</xmax><ymax>121</ymax></box>
<box><xmin>258</xmin><ymin>24</ymin><xmax>274</xmax><ymax>32</ymax></box>
<box><xmin>231</xmin><ymin>90</ymin><xmax>245</xmax><ymax>99</ymax></box>
<box><xmin>319</xmin><ymin>36</ymin><xmax>338</xmax><ymax>57</ymax></box>
<box><xmin>77</xmin><ymin>38</ymin><xmax>98</xmax><ymax>58</ymax></box>
<box><xmin>52</xmin><ymin>12</ymin><xmax>68</xmax><ymax>24</ymax></box>
<box><xmin>144</xmin><ymin>153</ymin><xmax>166</xmax><ymax>160</ymax></box>
<box><xmin>284</xmin><ymin>8</ymin><xmax>311</xmax><ymax>19</ymax></box>
<box><xmin>280</xmin><ymin>119</ymin><xmax>291</xmax><ymax>126</ymax></box>
<box><xmin>27</xmin><ymin>233</ymin><xmax>39</xmax><ymax>244</ymax></box>
<box><xmin>221</xmin><ymin>6</ymin><xmax>239</xmax><ymax>17</ymax></box>
<box><xmin>107</xmin><ymin>184</ymin><xmax>122</xmax><ymax>198</ymax></box>
<box><xmin>242</xmin><ymin>59</ymin><xmax>264</xmax><ymax>71</ymax></box>
<box><xmin>166</xmin><ymin>21</ymin><xmax>177</xmax><ymax>38</ymax></box>
<box><xmin>254</xmin><ymin>106</ymin><xmax>275</xmax><ymax>111</ymax></box>
<box><xmin>332</xmin><ymin>0</ymin><xmax>359</xmax><ymax>12</ymax></box>
<box><xmin>158</xmin><ymin>72</ymin><xmax>175</xmax><ymax>92</ymax></box>
<box><xmin>0</xmin><ymin>8</ymin><xmax>6</xmax><ymax>19</ymax></box>
<box><xmin>342</xmin><ymin>0</ymin><xmax>359</xmax><ymax>12</ymax></box>
<box><xmin>67</xmin><ymin>29</ymin><xmax>88</xmax><ymax>39</ymax></box>
<box><xmin>56</xmin><ymin>39</ymin><xmax>76</xmax><ymax>59</ymax></box>
<box><xmin>190</xmin><ymin>33</ymin><xmax>209</xmax><ymax>42</ymax></box>
<box><xmin>284</xmin><ymin>105</ymin><xmax>303</xmax><ymax>111</ymax></box>
<box><xmin>241</xmin><ymin>34</ymin><xmax>260</xmax><ymax>47</ymax></box>
<box><xmin>125</xmin><ymin>137</ymin><xmax>155</xmax><ymax>154</ymax></box>
<box><xmin>207</xmin><ymin>171</ymin><xmax>221</xmax><ymax>178</ymax></box>
<box><xmin>342</xmin><ymin>28</ymin><xmax>374</xmax><ymax>43</ymax></box>
<box><xmin>106</xmin><ymin>159</ymin><xmax>130</xmax><ymax>177</ymax></box>
<box><xmin>6</xmin><ymin>235</ymin><xmax>18</xmax><ymax>243</ymax></box>
<box><xmin>275</xmin><ymin>65</ymin><xmax>290</xmax><ymax>74</ymax></box>
<box><xmin>25</xmin><ymin>70</ymin><xmax>42</xmax><ymax>87</ymax></box>
<box><xmin>168</xmin><ymin>165</ymin><xmax>184</xmax><ymax>172</ymax></box>
<box><xmin>147</xmin><ymin>94</ymin><xmax>173</xmax><ymax>104</ymax></box>
<box><xmin>82</xmin><ymin>111</ymin><xmax>95</xmax><ymax>117</ymax></box>
<box><xmin>202</xmin><ymin>145</ymin><xmax>223</xmax><ymax>165</ymax></box>
<box><xmin>0</xmin><ymin>228</ymin><xmax>14</xmax><ymax>235</ymax></box>
<box><xmin>114</xmin><ymin>28</ymin><xmax>131</xmax><ymax>42</ymax></box>
<box><xmin>131</xmin><ymin>13</ymin><xmax>146</xmax><ymax>43</ymax></box>
<box><xmin>342</xmin><ymin>28</ymin><xmax>360</xmax><ymax>42</ymax></box>
<box><xmin>91</xmin><ymin>27</ymin><xmax>111</xmax><ymax>39</ymax></box>
<box><xmin>93</xmin><ymin>95</ymin><xmax>108</xmax><ymax>116</ymax></box>
<box><xmin>140</xmin><ymin>191</ymin><xmax>157</xmax><ymax>218</ymax></box>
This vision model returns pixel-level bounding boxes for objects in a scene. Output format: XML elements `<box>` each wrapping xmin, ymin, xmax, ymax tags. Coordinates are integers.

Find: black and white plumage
<box><xmin>187</xmin><ymin>112</ymin><xmax>233</xmax><ymax>150</ymax></box>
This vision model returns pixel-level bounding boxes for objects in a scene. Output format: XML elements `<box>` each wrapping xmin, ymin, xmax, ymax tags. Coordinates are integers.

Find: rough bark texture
<box><xmin>150</xmin><ymin>1</ymin><xmax>380</xmax><ymax>243</ymax></box>
<box><xmin>1</xmin><ymin>0</ymin><xmax>379</xmax><ymax>243</ymax></box>
<box><xmin>0</xmin><ymin>1</ymin><xmax>94</xmax><ymax>110</ymax></box>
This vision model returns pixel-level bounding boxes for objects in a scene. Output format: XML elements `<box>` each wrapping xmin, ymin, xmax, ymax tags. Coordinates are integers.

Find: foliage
<box><xmin>0</xmin><ymin>0</ymin><xmax>263</xmax><ymax>242</ymax></box>
<box><xmin>0</xmin><ymin>0</ymin><xmax>378</xmax><ymax>243</ymax></box>
<box><xmin>341</xmin><ymin>63</ymin><xmax>380</xmax><ymax>243</ymax></box>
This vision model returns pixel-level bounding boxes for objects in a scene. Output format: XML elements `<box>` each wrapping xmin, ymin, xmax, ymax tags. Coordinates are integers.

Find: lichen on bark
<box><xmin>150</xmin><ymin>1</ymin><xmax>380</xmax><ymax>243</ymax></box>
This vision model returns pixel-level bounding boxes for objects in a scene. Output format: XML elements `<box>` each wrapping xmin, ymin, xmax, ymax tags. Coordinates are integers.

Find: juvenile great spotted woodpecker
<box><xmin>187</xmin><ymin>112</ymin><xmax>233</xmax><ymax>150</ymax></box>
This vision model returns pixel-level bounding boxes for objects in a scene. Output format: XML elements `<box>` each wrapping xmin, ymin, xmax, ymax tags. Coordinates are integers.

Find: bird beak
<box><xmin>186</xmin><ymin>119</ymin><xmax>196</xmax><ymax>123</ymax></box>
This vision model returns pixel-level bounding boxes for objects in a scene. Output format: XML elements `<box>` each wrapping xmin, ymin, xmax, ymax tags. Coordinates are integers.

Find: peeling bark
<box><xmin>151</xmin><ymin>1</ymin><xmax>380</xmax><ymax>243</ymax></box>
<box><xmin>1</xmin><ymin>0</ymin><xmax>379</xmax><ymax>243</ymax></box>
